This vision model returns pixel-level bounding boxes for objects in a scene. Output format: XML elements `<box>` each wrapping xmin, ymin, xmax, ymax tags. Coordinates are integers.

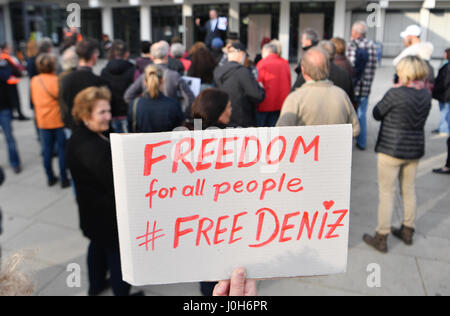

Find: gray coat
<box><xmin>124</xmin><ymin>63</ymin><xmax>194</xmax><ymax>116</ymax></box>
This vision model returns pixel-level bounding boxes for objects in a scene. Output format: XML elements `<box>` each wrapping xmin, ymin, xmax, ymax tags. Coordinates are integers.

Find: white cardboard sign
<box><xmin>111</xmin><ymin>125</ymin><xmax>353</xmax><ymax>286</ymax></box>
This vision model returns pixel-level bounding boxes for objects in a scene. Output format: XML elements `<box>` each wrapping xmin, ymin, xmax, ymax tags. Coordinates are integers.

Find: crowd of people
<box><xmin>0</xmin><ymin>13</ymin><xmax>449</xmax><ymax>295</ymax></box>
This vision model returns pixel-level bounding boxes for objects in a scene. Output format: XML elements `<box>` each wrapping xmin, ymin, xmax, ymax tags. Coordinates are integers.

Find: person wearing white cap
<box><xmin>393</xmin><ymin>25</ymin><xmax>434</xmax><ymax>66</ymax></box>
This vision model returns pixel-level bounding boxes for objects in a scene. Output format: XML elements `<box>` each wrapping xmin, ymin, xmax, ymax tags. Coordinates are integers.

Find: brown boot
<box><xmin>391</xmin><ymin>225</ymin><xmax>415</xmax><ymax>245</ymax></box>
<box><xmin>363</xmin><ymin>232</ymin><xmax>388</xmax><ymax>253</ymax></box>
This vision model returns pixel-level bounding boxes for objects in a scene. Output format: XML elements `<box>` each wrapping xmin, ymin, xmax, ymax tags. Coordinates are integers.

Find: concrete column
<box><xmin>182</xmin><ymin>3</ymin><xmax>193</xmax><ymax>49</ymax></box>
<box><xmin>102</xmin><ymin>7</ymin><xmax>114</xmax><ymax>39</ymax></box>
<box><xmin>140</xmin><ymin>5</ymin><xmax>151</xmax><ymax>41</ymax></box>
<box><xmin>375</xmin><ymin>8</ymin><xmax>386</xmax><ymax>43</ymax></box>
<box><xmin>344</xmin><ymin>10</ymin><xmax>352</xmax><ymax>41</ymax></box>
<box><xmin>279</xmin><ymin>0</ymin><xmax>290</xmax><ymax>60</ymax></box>
<box><xmin>333</xmin><ymin>0</ymin><xmax>346</xmax><ymax>38</ymax></box>
<box><xmin>419</xmin><ymin>9</ymin><xmax>431</xmax><ymax>42</ymax></box>
<box><xmin>2</xmin><ymin>4</ymin><xmax>13</xmax><ymax>46</ymax></box>
<box><xmin>229</xmin><ymin>1</ymin><xmax>239</xmax><ymax>34</ymax></box>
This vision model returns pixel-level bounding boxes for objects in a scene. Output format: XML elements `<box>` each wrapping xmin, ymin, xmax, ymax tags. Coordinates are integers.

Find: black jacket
<box><xmin>59</xmin><ymin>67</ymin><xmax>109</xmax><ymax>129</ymax></box>
<box><xmin>101</xmin><ymin>59</ymin><xmax>135</xmax><ymax>117</ymax></box>
<box><xmin>214</xmin><ymin>61</ymin><xmax>265</xmax><ymax>127</ymax></box>
<box><xmin>0</xmin><ymin>57</ymin><xmax>19</xmax><ymax>111</ymax></box>
<box><xmin>432</xmin><ymin>63</ymin><xmax>450</xmax><ymax>103</ymax></box>
<box><xmin>66</xmin><ymin>125</ymin><xmax>119</xmax><ymax>248</ymax></box>
<box><xmin>292</xmin><ymin>62</ymin><xmax>355</xmax><ymax>104</ymax></box>
<box><xmin>128</xmin><ymin>93</ymin><xmax>184</xmax><ymax>133</ymax></box>
<box><xmin>198</xmin><ymin>20</ymin><xmax>224</xmax><ymax>48</ymax></box>
<box><xmin>373</xmin><ymin>87</ymin><xmax>432</xmax><ymax>160</ymax></box>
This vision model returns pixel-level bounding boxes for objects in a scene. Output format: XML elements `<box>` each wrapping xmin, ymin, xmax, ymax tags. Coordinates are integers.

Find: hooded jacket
<box><xmin>214</xmin><ymin>61</ymin><xmax>265</xmax><ymax>127</ymax></box>
<box><xmin>101</xmin><ymin>59</ymin><xmax>135</xmax><ymax>117</ymax></box>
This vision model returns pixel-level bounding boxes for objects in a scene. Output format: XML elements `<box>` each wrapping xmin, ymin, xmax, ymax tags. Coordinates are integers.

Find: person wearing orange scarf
<box><xmin>0</xmin><ymin>44</ymin><xmax>29</xmax><ymax>121</ymax></box>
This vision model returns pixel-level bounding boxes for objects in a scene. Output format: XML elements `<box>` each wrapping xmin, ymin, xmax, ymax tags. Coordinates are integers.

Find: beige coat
<box><xmin>276</xmin><ymin>80</ymin><xmax>360</xmax><ymax>137</ymax></box>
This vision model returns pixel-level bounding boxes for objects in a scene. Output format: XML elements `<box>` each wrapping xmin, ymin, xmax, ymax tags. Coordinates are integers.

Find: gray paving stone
<box><xmin>417</xmin><ymin>258</ymin><xmax>450</xmax><ymax>296</ymax></box>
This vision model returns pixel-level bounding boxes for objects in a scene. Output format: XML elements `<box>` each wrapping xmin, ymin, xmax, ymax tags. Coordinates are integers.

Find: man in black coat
<box><xmin>432</xmin><ymin>56</ymin><xmax>450</xmax><ymax>174</ymax></box>
<box><xmin>196</xmin><ymin>9</ymin><xmax>225</xmax><ymax>48</ymax></box>
<box><xmin>59</xmin><ymin>38</ymin><xmax>109</xmax><ymax>130</ymax></box>
<box><xmin>101</xmin><ymin>40</ymin><xmax>135</xmax><ymax>133</ymax></box>
<box><xmin>214</xmin><ymin>42</ymin><xmax>265</xmax><ymax>127</ymax></box>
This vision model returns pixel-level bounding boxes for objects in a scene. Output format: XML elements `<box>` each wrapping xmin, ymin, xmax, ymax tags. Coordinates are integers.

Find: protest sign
<box><xmin>111</xmin><ymin>125</ymin><xmax>353</xmax><ymax>285</ymax></box>
<box><xmin>181</xmin><ymin>76</ymin><xmax>202</xmax><ymax>97</ymax></box>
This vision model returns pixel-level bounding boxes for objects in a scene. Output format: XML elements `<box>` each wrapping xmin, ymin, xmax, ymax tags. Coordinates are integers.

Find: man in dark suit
<box><xmin>195</xmin><ymin>9</ymin><xmax>225</xmax><ymax>48</ymax></box>
<box><xmin>59</xmin><ymin>38</ymin><xmax>109</xmax><ymax>130</ymax></box>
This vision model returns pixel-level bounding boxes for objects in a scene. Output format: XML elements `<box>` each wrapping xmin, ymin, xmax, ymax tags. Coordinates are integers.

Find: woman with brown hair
<box><xmin>67</xmin><ymin>87</ymin><xmax>140</xmax><ymax>296</ymax></box>
<box><xmin>30</xmin><ymin>53</ymin><xmax>70</xmax><ymax>188</ymax></box>
<box><xmin>363</xmin><ymin>56</ymin><xmax>432</xmax><ymax>253</ymax></box>
<box><xmin>187</xmin><ymin>47</ymin><xmax>217</xmax><ymax>91</ymax></box>
<box><xmin>127</xmin><ymin>64</ymin><xmax>184</xmax><ymax>133</ymax></box>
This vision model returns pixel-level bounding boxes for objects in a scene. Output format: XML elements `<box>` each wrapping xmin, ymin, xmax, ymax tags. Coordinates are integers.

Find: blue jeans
<box><xmin>0</xmin><ymin>109</ymin><xmax>20</xmax><ymax>168</ymax></box>
<box><xmin>40</xmin><ymin>128</ymin><xmax>68</xmax><ymax>182</ymax></box>
<box><xmin>256</xmin><ymin>111</ymin><xmax>280</xmax><ymax>127</ymax></box>
<box><xmin>439</xmin><ymin>102</ymin><xmax>450</xmax><ymax>134</ymax></box>
<box><xmin>356</xmin><ymin>96</ymin><xmax>369</xmax><ymax>149</ymax></box>
<box><xmin>111</xmin><ymin>118</ymin><xmax>128</xmax><ymax>133</ymax></box>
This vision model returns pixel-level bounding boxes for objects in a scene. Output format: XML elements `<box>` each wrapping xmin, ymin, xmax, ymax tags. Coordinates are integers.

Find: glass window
<box><xmin>113</xmin><ymin>7</ymin><xmax>141</xmax><ymax>57</ymax></box>
<box><xmin>151</xmin><ymin>6</ymin><xmax>183</xmax><ymax>43</ymax></box>
<box><xmin>289</xmin><ymin>2</ymin><xmax>335</xmax><ymax>63</ymax></box>
<box><xmin>239</xmin><ymin>2</ymin><xmax>280</xmax><ymax>56</ymax></box>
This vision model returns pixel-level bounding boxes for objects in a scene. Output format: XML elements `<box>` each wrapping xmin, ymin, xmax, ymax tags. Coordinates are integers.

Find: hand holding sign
<box><xmin>111</xmin><ymin>125</ymin><xmax>353</xmax><ymax>285</ymax></box>
<box><xmin>213</xmin><ymin>267</ymin><xmax>257</xmax><ymax>296</ymax></box>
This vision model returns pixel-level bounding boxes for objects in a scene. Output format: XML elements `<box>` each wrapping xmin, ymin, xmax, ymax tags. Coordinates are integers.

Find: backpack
<box><xmin>353</xmin><ymin>41</ymin><xmax>369</xmax><ymax>85</ymax></box>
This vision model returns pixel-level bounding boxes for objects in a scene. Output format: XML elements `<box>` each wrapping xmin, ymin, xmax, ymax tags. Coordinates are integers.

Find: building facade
<box><xmin>1</xmin><ymin>0</ymin><xmax>449</xmax><ymax>62</ymax></box>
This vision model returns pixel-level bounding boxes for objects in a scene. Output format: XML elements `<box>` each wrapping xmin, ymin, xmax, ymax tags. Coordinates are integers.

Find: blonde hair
<box><xmin>396</xmin><ymin>55</ymin><xmax>429</xmax><ymax>86</ymax></box>
<box><xmin>0</xmin><ymin>253</ymin><xmax>35</xmax><ymax>296</ymax></box>
<box><xmin>72</xmin><ymin>86</ymin><xmax>111</xmax><ymax>124</ymax></box>
<box><xmin>144</xmin><ymin>65</ymin><xmax>163</xmax><ymax>99</ymax></box>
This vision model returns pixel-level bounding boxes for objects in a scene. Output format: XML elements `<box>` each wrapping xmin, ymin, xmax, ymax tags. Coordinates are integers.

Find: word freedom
<box><xmin>143</xmin><ymin>134</ymin><xmax>320</xmax><ymax>176</ymax></box>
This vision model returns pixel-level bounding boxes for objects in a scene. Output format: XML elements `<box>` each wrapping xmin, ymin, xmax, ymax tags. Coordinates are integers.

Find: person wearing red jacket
<box><xmin>256</xmin><ymin>43</ymin><xmax>291</xmax><ymax>127</ymax></box>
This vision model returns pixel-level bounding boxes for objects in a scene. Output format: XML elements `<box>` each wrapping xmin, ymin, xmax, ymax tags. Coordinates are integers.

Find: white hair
<box><xmin>61</xmin><ymin>46</ymin><xmax>78</xmax><ymax>71</ymax></box>
<box><xmin>151</xmin><ymin>41</ymin><xmax>170</xmax><ymax>60</ymax></box>
<box><xmin>170</xmin><ymin>43</ymin><xmax>185</xmax><ymax>59</ymax></box>
<box><xmin>352</xmin><ymin>21</ymin><xmax>367</xmax><ymax>36</ymax></box>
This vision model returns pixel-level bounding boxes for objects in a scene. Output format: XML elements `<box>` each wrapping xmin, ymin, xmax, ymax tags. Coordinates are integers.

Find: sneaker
<box><xmin>13</xmin><ymin>166</ymin><xmax>22</xmax><ymax>174</ymax></box>
<box><xmin>356</xmin><ymin>144</ymin><xmax>366</xmax><ymax>151</ymax></box>
<box><xmin>61</xmin><ymin>179</ymin><xmax>71</xmax><ymax>189</ymax></box>
<box><xmin>433</xmin><ymin>167</ymin><xmax>450</xmax><ymax>175</ymax></box>
<box><xmin>48</xmin><ymin>177</ymin><xmax>59</xmax><ymax>187</ymax></box>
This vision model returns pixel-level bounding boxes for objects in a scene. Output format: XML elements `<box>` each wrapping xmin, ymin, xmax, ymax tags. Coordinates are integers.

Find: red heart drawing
<box><xmin>323</xmin><ymin>200</ymin><xmax>335</xmax><ymax>210</ymax></box>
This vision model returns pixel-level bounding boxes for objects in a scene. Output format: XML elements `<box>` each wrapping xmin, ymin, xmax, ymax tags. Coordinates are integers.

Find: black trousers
<box><xmin>200</xmin><ymin>281</ymin><xmax>217</xmax><ymax>296</ymax></box>
<box><xmin>446</xmin><ymin>137</ymin><xmax>450</xmax><ymax>168</ymax></box>
<box><xmin>87</xmin><ymin>242</ymin><xmax>131</xmax><ymax>296</ymax></box>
